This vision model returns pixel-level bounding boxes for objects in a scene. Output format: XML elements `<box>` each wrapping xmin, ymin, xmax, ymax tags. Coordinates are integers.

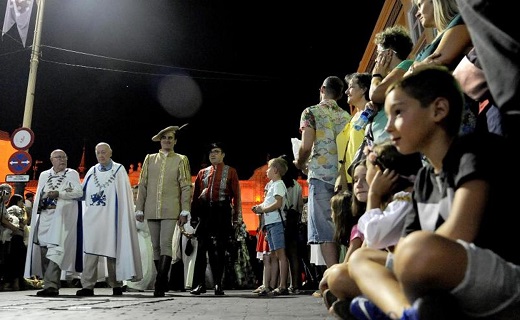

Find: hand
<box><xmin>373</xmin><ymin>48</ymin><xmax>393</xmax><ymax>76</ymax></box>
<box><xmin>368</xmin><ymin>169</ymin><xmax>398</xmax><ymax>201</ymax></box>
<box><xmin>178</xmin><ymin>215</ymin><xmax>188</xmax><ymax>226</ymax></box>
<box><xmin>319</xmin><ymin>268</ymin><xmax>331</xmax><ymax>293</ymax></box>
<box><xmin>47</xmin><ymin>191</ymin><xmax>59</xmax><ymax>199</ymax></box>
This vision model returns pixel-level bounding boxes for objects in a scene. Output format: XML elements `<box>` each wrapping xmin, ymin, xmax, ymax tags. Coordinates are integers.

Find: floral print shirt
<box><xmin>299</xmin><ymin>99</ymin><xmax>351</xmax><ymax>185</ymax></box>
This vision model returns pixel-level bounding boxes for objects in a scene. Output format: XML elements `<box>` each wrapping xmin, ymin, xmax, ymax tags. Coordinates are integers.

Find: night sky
<box><xmin>1</xmin><ymin>0</ymin><xmax>384</xmax><ymax>180</ymax></box>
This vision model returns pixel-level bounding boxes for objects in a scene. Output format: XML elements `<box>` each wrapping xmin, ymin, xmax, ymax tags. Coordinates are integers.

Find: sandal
<box><xmin>252</xmin><ymin>285</ymin><xmax>265</xmax><ymax>294</ymax></box>
<box><xmin>312</xmin><ymin>290</ymin><xmax>323</xmax><ymax>298</ymax></box>
<box><xmin>257</xmin><ymin>286</ymin><xmax>273</xmax><ymax>296</ymax></box>
<box><xmin>272</xmin><ymin>287</ymin><xmax>290</xmax><ymax>296</ymax></box>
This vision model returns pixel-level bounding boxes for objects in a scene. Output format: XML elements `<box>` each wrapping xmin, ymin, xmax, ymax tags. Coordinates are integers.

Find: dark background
<box><xmin>0</xmin><ymin>0</ymin><xmax>384</xmax><ymax>180</ymax></box>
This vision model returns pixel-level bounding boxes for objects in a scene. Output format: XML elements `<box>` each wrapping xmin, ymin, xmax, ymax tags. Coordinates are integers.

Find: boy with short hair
<box><xmin>345</xmin><ymin>66</ymin><xmax>520</xmax><ymax>319</ymax></box>
<box><xmin>252</xmin><ymin>157</ymin><xmax>290</xmax><ymax>296</ymax></box>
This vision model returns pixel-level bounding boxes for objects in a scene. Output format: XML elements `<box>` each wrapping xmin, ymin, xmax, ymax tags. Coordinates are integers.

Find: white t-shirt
<box><xmin>261</xmin><ymin>180</ymin><xmax>286</xmax><ymax>226</ymax></box>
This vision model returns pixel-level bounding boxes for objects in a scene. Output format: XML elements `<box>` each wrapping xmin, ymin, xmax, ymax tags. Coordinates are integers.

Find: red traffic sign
<box><xmin>8</xmin><ymin>151</ymin><xmax>32</xmax><ymax>174</ymax></box>
<box><xmin>10</xmin><ymin>127</ymin><xmax>35</xmax><ymax>150</ymax></box>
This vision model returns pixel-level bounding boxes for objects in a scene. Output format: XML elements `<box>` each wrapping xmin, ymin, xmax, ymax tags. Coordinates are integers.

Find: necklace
<box><xmin>92</xmin><ymin>167</ymin><xmax>118</xmax><ymax>190</ymax></box>
<box><xmin>46</xmin><ymin>169</ymin><xmax>68</xmax><ymax>191</ymax></box>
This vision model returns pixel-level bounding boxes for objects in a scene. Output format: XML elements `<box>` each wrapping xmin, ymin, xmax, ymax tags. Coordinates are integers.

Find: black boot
<box><xmin>208</xmin><ymin>238</ymin><xmax>225</xmax><ymax>296</ymax></box>
<box><xmin>154</xmin><ymin>259</ymin><xmax>159</xmax><ymax>272</ymax></box>
<box><xmin>153</xmin><ymin>255</ymin><xmax>172</xmax><ymax>297</ymax></box>
<box><xmin>214</xmin><ymin>283</ymin><xmax>224</xmax><ymax>296</ymax></box>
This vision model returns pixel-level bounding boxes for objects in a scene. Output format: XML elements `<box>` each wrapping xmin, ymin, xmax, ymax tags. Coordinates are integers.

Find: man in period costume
<box><xmin>190</xmin><ymin>142</ymin><xmax>241</xmax><ymax>296</ymax></box>
<box><xmin>135</xmin><ymin>125</ymin><xmax>192</xmax><ymax>297</ymax></box>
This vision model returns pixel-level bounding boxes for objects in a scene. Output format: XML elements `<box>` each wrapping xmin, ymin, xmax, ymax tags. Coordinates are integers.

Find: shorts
<box><xmin>307</xmin><ymin>178</ymin><xmax>335</xmax><ymax>243</ymax></box>
<box><xmin>265</xmin><ymin>222</ymin><xmax>285</xmax><ymax>251</ymax></box>
<box><xmin>452</xmin><ymin>240</ymin><xmax>520</xmax><ymax>317</ymax></box>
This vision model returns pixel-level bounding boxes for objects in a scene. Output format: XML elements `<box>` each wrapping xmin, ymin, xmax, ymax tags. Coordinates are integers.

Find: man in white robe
<box><xmin>76</xmin><ymin>142</ymin><xmax>142</xmax><ymax>296</ymax></box>
<box><xmin>24</xmin><ymin>149</ymin><xmax>84</xmax><ymax>296</ymax></box>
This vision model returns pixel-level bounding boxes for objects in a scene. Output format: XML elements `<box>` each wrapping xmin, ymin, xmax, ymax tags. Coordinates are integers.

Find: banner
<box><xmin>2</xmin><ymin>0</ymin><xmax>35</xmax><ymax>47</ymax></box>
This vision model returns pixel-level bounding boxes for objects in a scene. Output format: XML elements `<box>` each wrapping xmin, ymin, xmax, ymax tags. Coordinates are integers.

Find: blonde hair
<box><xmin>268</xmin><ymin>157</ymin><xmax>288</xmax><ymax>177</ymax></box>
<box><xmin>433</xmin><ymin>0</ymin><xmax>459</xmax><ymax>33</ymax></box>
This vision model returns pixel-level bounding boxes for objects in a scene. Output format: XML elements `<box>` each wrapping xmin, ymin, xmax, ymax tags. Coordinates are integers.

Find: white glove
<box><xmin>135</xmin><ymin>210</ymin><xmax>144</xmax><ymax>222</ymax></box>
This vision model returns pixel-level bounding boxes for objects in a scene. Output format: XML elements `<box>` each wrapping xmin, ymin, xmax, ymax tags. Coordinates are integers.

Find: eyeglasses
<box><xmin>52</xmin><ymin>156</ymin><xmax>67</xmax><ymax>160</ymax></box>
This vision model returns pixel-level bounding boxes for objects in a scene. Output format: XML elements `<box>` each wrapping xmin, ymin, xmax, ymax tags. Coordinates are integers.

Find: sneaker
<box><xmin>76</xmin><ymin>288</ymin><xmax>94</xmax><ymax>296</ymax></box>
<box><xmin>331</xmin><ymin>299</ymin><xmax>356</xmax><ymax>320</ymax></box>
<box><xmin>349</xmin><ymin>296</ymin><xmax>392</xmax><ymax>320</ymax></box>
<box><xmin>257</xmin><ymin>286</ymin><xmax>273</xmax><ymax>296</ymax></box>
<box><xmin>323</xmin><ymin>289</ymin><xmax>338</xmax><ymax>310</ymax></box>
<box><xmin>272</xmin><ymin>287</ymin><xmax>290</xmax><ymax>296</ymax></box>
<box><xmin>252</xmin><ymin>285</ymin><xmax>265</xmax><ymax>294</ymax></box>
<box><xmin>402</xmin><ymin>293</ymin><xmax>463</xmax><ymax>320</ymax></box>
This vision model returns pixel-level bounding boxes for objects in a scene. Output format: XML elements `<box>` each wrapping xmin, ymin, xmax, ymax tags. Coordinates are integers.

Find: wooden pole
<box><xmin>22</xmin><ymin>0</ymin><xmax>45</xmax><ymax>129</ymax></box>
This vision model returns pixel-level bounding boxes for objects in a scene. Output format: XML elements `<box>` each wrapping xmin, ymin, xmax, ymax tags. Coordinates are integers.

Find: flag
<box><xmin>2</xmin><ymin>0</ymin><xmax>35</xmax><ymax>47</ymax></box>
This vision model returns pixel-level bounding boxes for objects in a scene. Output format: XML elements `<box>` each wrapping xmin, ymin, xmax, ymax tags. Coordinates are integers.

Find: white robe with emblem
<box><xmin>82</xmin><ymin>162</ymin><xmax>143</xmax><ymax>282</ymax></box>
<box><xmin>24</xmin><ymin>168</ymin><xmax>84</xmax><ymax>278</ymax></box>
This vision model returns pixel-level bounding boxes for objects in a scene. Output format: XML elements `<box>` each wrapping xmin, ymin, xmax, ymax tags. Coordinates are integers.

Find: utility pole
<box><xmin>15</xmin><ymin>0</ymin><xmax>46</xmax><ymax>196</ymax></box>
<box><xmin>22</xmin><ymin>0</ymin><xmax>46</xmax><ymax>129</ymax></box>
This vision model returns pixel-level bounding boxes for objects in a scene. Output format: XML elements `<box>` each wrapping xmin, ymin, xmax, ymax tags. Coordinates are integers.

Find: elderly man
<box><xmin>24</xmin><ymin>149</ymin><xmax>83</xmax><ymax>297</ymax></box>
<box><xmin>135</xmin><ymin>125</ymin><xmax>192</xmax><ymax>297</ymax></box>
<box><xmin>76</xmin><ymin>142</ymin><xmax>142</xmax><ymax>296</ymax></box>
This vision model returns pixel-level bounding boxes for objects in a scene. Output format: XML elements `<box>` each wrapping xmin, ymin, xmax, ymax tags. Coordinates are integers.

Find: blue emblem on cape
<box><xmin>90</xmin><ymin>190</ymin><xmax>106</xmax><ymax>206</ymax></box>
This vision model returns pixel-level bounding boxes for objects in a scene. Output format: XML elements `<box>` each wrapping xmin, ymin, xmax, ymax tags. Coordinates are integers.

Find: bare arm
<box><xmin>294</xmin><ymin>126</ymin><xmax>315</xmax><ymax>172</ymax></box>
<box><xmin>369</xmin><ymin>49</ymin><xmax>406</xmax><ymax>104</ymax></box>
<box><xmin>435</xmin><ymin>179</ymin><xmax>487</xmax><ymax>241</ymax></box>
<box><xmin>406</xmin><ymin>25</ymin><xmax>472</xmax><ymax>75</ymax></box>
<box><xmin>370</xmin><ymin>67</ymin><xmax>407</xmax><ymax>104</ymax></box>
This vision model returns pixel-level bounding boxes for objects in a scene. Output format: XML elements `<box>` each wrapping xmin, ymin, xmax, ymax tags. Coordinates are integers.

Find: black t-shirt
<box><xmin>403</xmin><ymin>132</ymin><xmax>519</xmax><ymax>265</ymax></box>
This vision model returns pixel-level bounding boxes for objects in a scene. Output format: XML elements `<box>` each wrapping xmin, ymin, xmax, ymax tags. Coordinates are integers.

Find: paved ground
<box><xmin>0</xmin><ymin>288</ymin><xmax>336</xmax><ymax>320</ymax></box>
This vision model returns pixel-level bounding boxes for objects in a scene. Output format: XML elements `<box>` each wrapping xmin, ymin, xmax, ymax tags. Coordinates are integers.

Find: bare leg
<box><xmin>274</xmin><ymin>248</ymin><xmax>289</xmax><ymax>289</ymax></box>
<box><xmin>323</xmin><ymin>263</ymin><xmax>362</xmax><ymax>300</ymax></box>
<box><xmin>394</xmin><ymin>231</ymin><xmax>468</xmax><ymax>302</ymax></box>
<box><xmin>348</xmin><ymin>247</ymin><xmax>408</xmax><ymax>318</ymax></box>
<box><xmin>320</xmin><ymin>242</ymin><xmax>339</xmax><ymax>268</ymax></box>
<box><xmin>263</xmin><ymin>254</ymin><xmax>272</xmax><ymax>288</ymax></box>
<box><xmin>268</xmin><ymin>254</ymin><xmax>279</xmax><ymax>289</ymax></box>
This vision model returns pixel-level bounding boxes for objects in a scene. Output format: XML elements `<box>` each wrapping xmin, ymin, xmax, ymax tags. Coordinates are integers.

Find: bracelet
<box><xmin>372</xmin><ymin>74</ymin><xmax>383</xmax><ymax>79</ymax></box>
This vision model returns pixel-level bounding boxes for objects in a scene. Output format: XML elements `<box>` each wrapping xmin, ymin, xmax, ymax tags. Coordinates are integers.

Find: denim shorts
<box><xmin>265</xmin><ymin>221</ymin><xmax>285</xmax><ymax>251</ymax></box>
<box><xmin>307</xmin><ymin>178</ymin><xmax>335</xmax><ymax>243</ymax></box>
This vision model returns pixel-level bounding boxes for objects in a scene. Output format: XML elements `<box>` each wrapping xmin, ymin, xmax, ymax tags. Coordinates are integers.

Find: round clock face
<box><xmin>11</xmin><ymin>127</ymin><xmax>35</xmax><ymax>150</ymax></box>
